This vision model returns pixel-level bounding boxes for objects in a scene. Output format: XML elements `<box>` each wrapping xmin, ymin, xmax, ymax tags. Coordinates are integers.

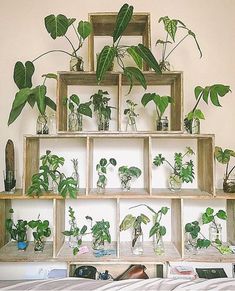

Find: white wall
<box><xmin>0</xmin><ymin>0</ymin><xmax>235</xmax><ymax>279</ymax></box>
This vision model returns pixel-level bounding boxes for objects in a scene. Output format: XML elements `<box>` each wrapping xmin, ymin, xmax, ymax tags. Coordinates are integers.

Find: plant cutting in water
<box><xmin>27</xmin><ymin>150</ymin><xmax>78</xmax><ymax>198</ymax></box>
<box><xmin>96</xmin><ymin>158</ymin><xmax>117</xmax><ymax>192</ymax></box>
<box><xmin>124</xmin><ymin>100</ymin><xmax>139</xmax><ymax>131</ymax></box>
<box><xmin>120</xmin><ymin>212</ymin><xmax>150</xmax><ymax>248</ymax></box>
<box><xmin>96</xmin><ymin>3</ymin><xmax>162</xmax><ymax>93</ymax></box>
<box><xmin>184</xmin><ymin>84</ymin><xmax>231</xmax><ymax>133</ymax></box>
<box><xmin>86</xmin><ymin>216</ymin><xmax>111</xmax><ymax>250</ymax></box>
<box><xmin>215</xmin><ymin>146</ymin><xmax>235</xmax><ymax>193</ymax></box>
<box><xmin>8</xmin><ymin>15</ymin><xmax>92</xmax><ymax>126</ymax></box>
<box><xmin>153</xmin><ymin>146</ymin><xmax>195</xmax><ymax>189</ymax></box>
<box><xmin>28</xmin><ymin>215</ymin><xmax>51</xmax><ymax>252</ymax></box>
<box><xmin>118</xmin><ymin>166</ymin><xmax>142</xmax><ymax>191</ymax></box>
<box><xmin>185</xmin><ymin>207</ymin><xmax>231</xmax><ymax>255</ymax></box>
<box><xmin>62</xmin><ymin>206</ymin><xmax>87</xmax><ymax>255</ymax></box>
<box><xmin>156</xmin><ymin>16</ymin><xmax>202</xmax><ymax>71</ymax></box>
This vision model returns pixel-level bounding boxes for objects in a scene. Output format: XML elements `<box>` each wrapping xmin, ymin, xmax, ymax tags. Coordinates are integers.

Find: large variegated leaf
<box><xmin>215</xmin><ymin>146</ymin><xmax>235</xmax><ymax>164</ymax></box>
<box><xmin>14</xmin><ymin>61</ymin><xmax>35</xmax><ymax>89</ymax></box>
<box><xmin>96</xmin><ymin>46</ymin><xmax>116</xmax><ymax>83</ymax></box>
<box><xmin>119</xmin><ymin>214</ymin><xmax>136</xmax><ymax>231</ymax></box>
<box><xmin>8</xmin><ymin>88</ymin><xmax>31</xmax><ymax>125</ymax></box>
<box><xmin>78</xmin><ymin>21</ymin><xmax>92</xmax><ymax>40</ymax></box>
<box><xmin>123</xmin><ymin>67</ymin><xmax>147</xmax><ymax>94</ymax></box>
<box><xmin>44</xmin><ymin>14</ymin><xmax>69</xmax><ymax>39</ymax></box>
<box><xmin>113</xmin><ymin>3</ymin><xmax>133</xmax><ymax>43</ymax></box>
<box><xmin>135</xmin><ymin>44</ymin><xmax>162</xmax><ymax>74</ymax></box>
<box><xmin>127</xmin><ymin>46</ymin><xmax>143</xmax><ymax>69</ymax></box>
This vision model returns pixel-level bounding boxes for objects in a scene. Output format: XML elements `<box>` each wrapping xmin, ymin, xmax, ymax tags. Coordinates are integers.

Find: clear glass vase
<box><xmin>92</xmin><ymin>237</ymin><xmax>105</xmax><ymax>250</ymax></box>
<box><xmin>168</xmin><ymin>174</ymin><xmax>182</xmax><ymax>192</ymax></box>
<box><xmin>70</xmin><ymin>56</ymin><xmax>84</xmax><ymax>71</ymax></box>
<box><xmin>71</xmin><ymin>159</ymin><xmax>79</xmax><ymax>191</ymax></box>
<box><xmin>68</xmin><ymin>112</ymin><xmax>83</xmax><ymax>131</ymax></box>
<box><xmin>120</xmin><ymin>174</ymin><xmax>131</xmax><ymax>191</ymax></box>
<box><xmin>97</xmin><ymin>113</ymin><xmax>109</xmax><ymax>131</ymax></box>
<box><xmin>125</xmin><ymin>115</ymin><xmax>137</xmax><ymax>131</ymax></box>
<box><xmin>36</xmin><ymin>114</ymin><xmax>49</xmax><ymax>134</ymax></box>
<box><xmin>184</xmin><ymin>118</ymin><xmax>200</xmax><ymax>134</ymax></box>
<box><xmin>156</xmin><ymin>116</ymin><xmax>168</xmax><ymax>131</ymax></box>
<box><xmin>223</xmin><ymin>178</ymin><xmax>235</xmax><ymax>193</ymax></box>
<box><xmin>48</xmin><ymin>113</ymin><xmax>57</xmax><ymax>134</ymax></box>
<box><xmin>34</xmin><ymin>238</ymin><xmax>44</xmax><ymax>252</ymax></box>
<box><xmin>97</xmin><ymin>176</ymin><xmax>106</xmax><ymax>194</ymax></box>
<box><xmin>131</xmin><ymin>226</ymin><xmax>144</xmax><ymax>255</ymax></box>
<box><xmin>209</xmin><ymin>223</ymin><xmax>222</xmax><ymax>243</ymax></box>
<box><xmin>153</xmin><ymin>233</ymin><xmax>164</xmax><ymax>255</ymax></box>
<box><xmin>184</xmin><ymin>232</ymin><xmax>198</xmax><ymax>255</ymax></box>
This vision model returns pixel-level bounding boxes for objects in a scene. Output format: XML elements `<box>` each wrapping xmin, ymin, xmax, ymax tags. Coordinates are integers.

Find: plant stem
<box><xmin>164</xmin><ymin>160</ymin><xmax>175</xmax><ymax>172</ymax></box>
<box><xmin>64</xmin><ymin>35</ymin><xmax>77</xmax><ymax>56</ymax></box>
<box><xmin>165</xmin><ymin>34</ymin><xmax>189</xmax><ymax>61</ymax></box>
<box><xmin>32</xmin><ymin>50</ymin><xmax>74</xmax><ymax>62</ymax></box>
<box><xmin>162</xmin><ymin>33</ymin><xmax>169</xmax><ymax>62</ymax></box>
<box><xmin>227</xmin><ymin>164</ymin><xmax>235</xmax><ymax>180</ymax></box>
<box><xmin>192</xmin><ymin>91</ymin><xmax>203</xmax><ymax>113</ymax></box>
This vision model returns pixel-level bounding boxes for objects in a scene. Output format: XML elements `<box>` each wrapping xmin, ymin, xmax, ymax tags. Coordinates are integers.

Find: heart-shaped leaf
<box><xmin>44</xmin><ymin>14</ymin><xmax>69</xmax><ymax>39</ymax></box>
<box><xmin>113</xmin><ymin>3</ymin><xmax>133</xmax><ymax>43</ymax></box>
<box><xmin>215</xmin><ymin>146</ymin><xmax>235</xmax><ymax>164</ymax></box>
<box><xmin>78</xmin><ymin>102</ymin><xmax>92</xmax><ymax>117</ymax></box>
<box><xmin>78</xmin><ymin>21</ymin><xmax>92</xmax><ymax>40</ymax></box>
<box><xmin>14</xmin><ymin>61</ymin><xmax>35</xmax><ymax>89</ymax></box>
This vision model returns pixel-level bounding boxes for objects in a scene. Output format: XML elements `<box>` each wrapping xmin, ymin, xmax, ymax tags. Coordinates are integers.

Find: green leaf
<box><xmin>44</xmin><ymin>14</ymin><xmax>69</xmax><ymax>39</ymax></box>
<box><xmin>159</xmin><ymin>225</ymin><xmax>166</xmax><ymax>236</ymax></box>
<box><xmin>78</xmin><ymin>21</ymin><xmax>92</xmax><ymax>40</ymax></box>
<box><xmin>68</xmin><ymin>18</ymin><xmax>76</xmax><ymax>26</ymax></box>
<box><xmin>119</xmin><ymin>214</ymin><xmax>136</xmax><ymax>231</ymax></box>
<box><xmin>161</xmin><ymin>207</ymin><xmax>169</xmax><ymax>215</ymax></box>
<box><xmin>135</xmin><ymin>44</ymin><xmax>162</xmax><ymax>74</ymax></box>
<box><xmin>109</xmin><ymin>158</ymin><xmax>117</xmax><ymax>166</ymax></box>
<box><xmin>216</xmin><ymin>210</ymin><xmax>227</xmax><ymax>220</ymax></box>
<box><xmin>14</xmin><ymin>61</ymin><xmax>35</xmax><ymax>89</ymax></box>
<box><xmin>80</xmin><ymin>225</ymin><xmax>87</xmax><ymax>235</ymax></box>
<box><xmin>128</xmin><ymin>167</ymin><xmax>142</xmax><ymax>178</ymax></box>
<box><xmin>127</xmin><ymin>46</ymin><xmax>143</xmax><ymax>69</ymax></box>
<box><xmin>214</xmin><ymin>147</ymin><xmax>235</xmax><ymax>164</ymax></box>
<box><xmin>8</xmin><ymin>88</ymin><xmax>32</xmax><ymax>125</ymax></box>
<box><xmin>42</xmin><ymin>73</ymin><xmax>57</xmax><ymax>80</ymax></box>
<box><xmin>32</xmin><ymin>85</ymin><xmax>47</xmax><ymax>115</ymax></box>
<box><xmin>78</xmin><ymin>102</ymin><xmax>92</xmax><ymax>117</ymax></box>
<box><xmin>70</xmin><ymin>94</ymin><xmax>80</xmax><ymax>106</ymax></box>
<box><xmin>149</xmin><ymin>223</ymin><xmax>159</xmax><ymax>237</ymax></box>
<box><xmin>45</xmin><ymin>97</ymin><xmax>56</xmax><ymax>111</ymax></box>
<box><xmin>206</xmin><ymin>207</ymin><xmax>214</xmax><ymax>216</ymax></box>
<box><xmin>202</xmin><ymin>213</ymin><xmax>213</xmax><ymax>224</ymax></box>
<box><xmin>100</xmin><ymin>158</ymin><xmax>107</xmax><ymax>167</ymax></box>
<box><xmin>28</xmin><ymin>220</ymin><xmax>38</xmax><ymax>229</ymax></box>
<box><xmin>153</xmin><ymin>154</ymin><xmax>165</xmax><ymax>167</ymax></box>
<box><xmin>123</xmin><ymin>67</ymin><xmax>147</xmax><ymax>94</ymax></box>
<box><xmin>166</xmin><ymin>19</ymin><xmax>177</xmax><ymax>41</ymax></box>
<box><xmin>140</xmin><ymin>213</ymin><xmax>150</xmax><ymax>224</ymax></box>
<box><xmin>113</xmin><ymin>3</ymin><xmax>133</xmax><ymax>43</ymax></box>
<box><xmin>58</xmin><ymin>177</ymin><xmax>77</xmax><ymax>199</ymax></box>
<box><xmin>96</xmin><ymin>46</ymin><xmax>116</xmax><ymax>84</ymax></box>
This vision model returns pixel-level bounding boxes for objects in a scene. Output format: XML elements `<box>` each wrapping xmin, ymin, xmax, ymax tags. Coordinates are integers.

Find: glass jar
<box><xmin>223</xmin><ymin>178</ymin><xmax>235</xmax><ymax>193</ymax></box>
<box><xmin>191</xmin><ymin>118</ymin><xmax>200</xmax><ymax>134</ymax></box>
<box><xmin>119</xmin><ymin>174</ymin><xmax>131</xmax><ymax>191</ymax></box>
<box><xmin>34</xmin><ymin>238</ymin><xmax>44</xmax><ymax>252</ymax></box>
<box><xmin>125</xmin><ymin>115</ymin><xmax>137</xmax><ymax>131</ymax></box>
<box><xmin>48</xmin><ymin>113</ymin><xmax>57</xmax><ymax>134</ymax></box>
<box><xmin>184</xmin><ymin>232</ymin><xmax>198</xmax><ymax>255</ymax></box>
<box><xmin>209</xmin><ymin>223</ymin><xmax>222</xmax><ymax>243</ymax></box>
<box><xmin>97</xmin><ymin>178</ymin><xmax>106</xmax><ymax>194</ymax></box>
<box><xmin>168</xmin><ymin>173</ymin><xmax>182</xmax><ymax>192</ymax></box>
<box><xmin>70</xmin><ymin>56</ymin><xmax>84</xmax><ymax>71</ymax></box>
<box><xmin>92</xmin><ymin>236</ymin><xmax>105</xmax><ymax>250</ymax></box>
<box><xmin>36</xmin><ymin>114</ymin><xmax>49</xmax><ymax>134</ymax></box>
<box><xmin>131</xmin><ymin>226</ymin><xmax>144</xmax><ymax>255</ymax></box>
<box><xmin>97</xmin><ymin>113</ymin><xmax>109</xmax><ymax>131</ymax></box>
<box><xmin>153</xmin><ymin>233</ymin><xmax>164</xmax><ymax>255</ymax></box>
<box><xmin>156</xmin><ymin>116</ymin><xmax>168</xmax><ymax>131</ymax></box>
<box><xmin>68</xmin><ymin>112</ymin><xmax>78</xmax><ymax>131</ymax></box>
<box><xmin>71</xmin><ymin>159</ymin><xmax>79</xmax><ymax>191</ymax></box>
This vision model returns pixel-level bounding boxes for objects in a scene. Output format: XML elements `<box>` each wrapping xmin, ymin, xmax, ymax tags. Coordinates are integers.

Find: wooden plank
<box><xmin>197</xmin><ymin>137</ymin><xmax>215</xmax><ymax>194</ymax></box>
<box><xmin>88</xmin><ymin>27</ymin><xmax>95</xmax><ymax>71</ymax></box>
<box><xmin>116</xmin><ymin>198</ymin><xmax>120</xmax><ymax>258</ymax></box>
<box><xmin>227</xmin><ymin>200</ymin><xmax>235</xmax><ymax>244</ymax></box>
<box><xmin>23</xmin><ymin>137</ymin><xmax>39</xmax><ymax>194</ymax></box>
<box><xmin>0</xmin><ymin>200</ymin><xmax>6</xmax><ymax>247</ymax></box>
<box><xmin>57</xmin><ymin>75</ymin><xmax>68</xmax><ymax>132</ymax></box>
<box><xmin>87</xmin><ymin>137</ymin><xmax>94</xmax><ymax>194</ymax></box>
<box><xmin>53</xmin><ymin>199</ymin><xmax>65</xmax><ymax>258</ymax></box>
<box><xmin>144</xmin><ymin>137</ymin><xmax>151</xmax><ymax>195</ymax></box>
<box><xmin>118</xmin><ymin>74</ymin><xmax>122</xmax><ymax>131</ymax></box>
<box><xmin>171</xmin><ymin>199</ymin><xmax>183</xmax><ymax>256</ymax></box>
<box><xmin>170</xmin><ymin>72</ymin><xmax>183</xmax><ymax>131</ymax></box>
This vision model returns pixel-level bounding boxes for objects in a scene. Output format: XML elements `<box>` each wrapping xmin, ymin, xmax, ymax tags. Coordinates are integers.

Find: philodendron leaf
<box><xmin>159</xmin><ymin>16</ymin><xmax>178</xmax><ymax>41</ymax></box>
<box><xmin>214</xmin><ymin>146</ymin><xmax>235</xmax><ymax>164</ymax></box>
<box><xmin>202</xmin><ymin>213</ymin><xmax>213</xmax><ymax>224</ymax></box>
<box><xmin>45</xmin><ymin>97</ymin><xmax>57</xmax><ymax>111</ymax></box>
<box><xmin>113</xmin><ymin>3</ymin><xmax>133</xmax><ymax>43</ymax></box>
<box><xmin>14</xmin><ymin>61</ymin><xmax>35</xmax><ymax>89</ymax></box>
<box><xmin>140</xmin><ymin>213</ymin><xmax>150</xmax><ymax>224</ymax></box>
<box><xmin>70</xmin><ymin>94</ymin><xmax>80</xmax><ymax>106</ymax></box>
<box><xmin>78</xmin><ymin>21</ymin><xmax>92</xmax><ymax>40</ymax></box>
<box><xmin>161</xmin><ymin>207</ymin><xmax>169</xmax><ymax>215</ymax></box>
<box><xmin>119</xmin><ymin>214</ymin><xmax>136</xmax><ymax>231</ymax></box>
<box><xmin>206</xmin><ymin>207</ymin><xmax>214</xmax><ymax>215</ymax></box>
<box><xmin>109</xmin><ymin>158</ymin><xmax>117</xmax><ymax>166</ymax></box>
<box><xmin>123</xmin><ymin>66</ymin><xmax>146</xmax><ymax>94</ymax></box>
<box><xmin>33</xmin><ymin>85</ymin><xmax>47</xmax><ymax>115</ymax></box>
<box><xmin>44</xmin><ymin>14</ymin><xmax>69</xmax><ymax>39</ymax></box>
<box><xmin>100</xmin><ymin>158</ymin><xmax>107</xmax><ymax>167</ymax></box>
<box><xmin>42</xmin><ymin>73</ymin><xmax>57</xmax><ymax>80</ymax></box>
<box><xmin>127</xmin><ymin>46</ymin><xmax>143</xmax><ymax>69</ymax></box>
<box><xmin>8</xmin><ymin>88</ymin><xmax>31</xmax><ymax>125</ymax></box>
<box><xmin>78</xmin><ymin>102</ymin><xmax>92</xmax><ymax>117</ymax></box>
<box><xmin>96</xmin><ymin>46</ymin><xmax>116</xmax><ymax>84</ymax></box>
<box><xmin>135</xmin><ymin>44</ymin><xmax>162</xmax><ymax>74</ymax></box>
<box><xmin>216</xmin><ymin>210</ymin><xmax>227</xmax><ymax>220</ymax></box>
<box><xmin>129</xmin><ymin>167</ymin><xmax>142</xmax><ymax>178</ymax></box>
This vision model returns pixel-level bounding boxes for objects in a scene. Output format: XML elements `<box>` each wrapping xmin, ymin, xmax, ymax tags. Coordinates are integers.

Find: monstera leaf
<box><xmin>44</xmin><ymin>14</ymin><xmax>69</xmax><ymax>39</ymax></box>
<box><xmin>96</xmin><ymin>46</ymin><xmax>116</xmax><ymax>83</ymax></box>
<box><xmin>78</xmin><ymin>21</ymin><xmax>92</xmax><ymax>40</ymax></box>
<box><xmin>58</xmin><ymin>177</ymin><xmax>77</xmax><ymax>198</ymax></box>
<box><xmin>113</xmin><ymin>3</ymin><xmax>133</xmax><ymax>43</ymax></box>
<box><xmin>14</xmin><ymin>61</ymin><xmax>35</xmax><ymax>89</ymax></box>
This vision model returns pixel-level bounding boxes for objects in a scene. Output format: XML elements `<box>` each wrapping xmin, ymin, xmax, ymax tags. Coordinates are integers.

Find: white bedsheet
<box><xmin>0</xmin><ymin>277</ymin><xmax>235</xmax><ymax>291</ymax></box>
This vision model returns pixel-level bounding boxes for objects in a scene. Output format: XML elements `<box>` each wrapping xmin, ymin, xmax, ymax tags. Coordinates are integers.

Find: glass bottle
<box><xmin>48</xmin><ymin>113</ymin><xmax>57</xmax><ymax>134</ymax></box>
<box><xmin>71</xmin><ymin>159</ymin><xmax>79</xmax><ymax>191</ymax></box>
<box><xmin>34</xmin><ymin>238</ymin><xmax>44</xmax><ymax>252</ymax></box>
<box><xmin>120</xmin><ymin>174</ymin><xmax>131</xmax><ymax>191</ymax></box>
<box><xmin>209</xmin><ymin>223</ymin><xmax>222</xmax><ymax>243</ymax></box>
<box><xmin>97</xmin><ymin>177</ymin><xmax>106</xmax><ymax>194</ymax></box>
<box><xmin>68</xmin><ymin>112</ymin><xmax>79</xmax><ymax>131</ymax></box>
<box><xmin>156</xmin><ymin>116</ymin><xmax>168</xmax><ymax>131</ymax></box>
<box><xmin>184</xmin><ymin>232</ymin><xmax>198</xmax><ymax>255</ymax></box>
<box><xmin>68</xmin><ymin>220</ymin><xmax>79</xmax><ymax>248</ymax></box>
<box><xmin>97</xmin><ymin>113</ymin><xmax>109</xmax><ymax>131</ymax></box>
<box><xmin>191</xmin><ymin>118</ymin><xmax>200</xmax><ymax>134</ymax></box>
<box><xmin>153</xmin><ymin>233</ymin><xmax>164</xmax><ymax>255</ymax></box>
<box><xmin>168</xmin><ymin>173</ymin><xmax>182</xmax><ymax>192</ymax></box>
<box><xmin>131</xmin><ymin>226</ymin><xmax>144</xmax><ymax>255</ymax></box>
<box><xmin>36</xmin><ymin>114</ymin><xmax>49</xmax><ymax>134</ymax></box>
<box><xmin>70</xmin><ymin>56</ymin><xmax>84</xmax><ymax>71</ymax></box>
<box><xmin>125</xmin><ymin>115</ymin><xmax>137</xmax><ymax>131</ymax></box>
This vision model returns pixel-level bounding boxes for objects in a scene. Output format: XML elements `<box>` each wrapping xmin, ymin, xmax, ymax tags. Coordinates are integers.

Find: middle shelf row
<box><xmin>23</xmin><ymin>134</ymin><xmax>214</xmax><ymax>196</ymax></box>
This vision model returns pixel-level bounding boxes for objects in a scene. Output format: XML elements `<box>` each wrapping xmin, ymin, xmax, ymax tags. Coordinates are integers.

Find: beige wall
<box><xmin>0</xmin><ymin>0</ymin><xmax>235</xmax><ymax>190</ymax></box>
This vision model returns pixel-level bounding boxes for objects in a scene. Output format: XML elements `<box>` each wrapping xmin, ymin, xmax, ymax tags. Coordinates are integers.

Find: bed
<box><xmin>1</xmin><ymin>277</ymin><xmax>235</xmax><ymax>290</ymax></box>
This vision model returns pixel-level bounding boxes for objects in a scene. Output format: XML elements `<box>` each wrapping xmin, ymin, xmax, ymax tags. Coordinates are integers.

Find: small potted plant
<box><xmin>86</xmin><ymin>216</ymin><xmax>111</xmax><ymax>251</ymax></box>
<box><xmin>153</xmin><ymin>146</ymin><xmax>195</xmax><ymax>191</ymax></box>
<box><xmin>28</xmin><ymin>215</ymin><xmax>51</xmax><ymax>252</ymax></box>
<box><xmin>64</xmin><ymin>94</ymin><xmax>92</xmax><ymax>131</ymax></box>
<box><xmin>118</xmin><ymin>166</ymin><xmax>142</xmax><ymax>191</ymax></box>
<box><xmin>90</xmin><ymin>90</ymin><xmax>116</xmax><ymax>131</ymax></box>
<box><xmin>62</xmin><ymin>207</ymin><xmax>87</xmax><ymax>255</ymax></box>
<box><xmin>141</xmin><ymin>92</ymin><xmax>172</xmax><ymax>131</ymax></box>
<box><xmin>96</xmin><ymin>158</ymin><xmax>117</xmax><ymax>194</ymax></box>
<box><xmin>5</xmin><ymin>209</ymin><xmax>28</xmax><ymax>251</ymax></box>
<box><xmin>215</xmin><ymin>146</ymin><xmax>235</xmax><ymax>193</ymax></box>
<box><xmin>27</xmin><ymin>150</ymin><xmax>78</xmax><ymax>198</ymax></box>
<box><xmin>120</xmin><ymin>212</ymin><xmax>150</xmax><ymax>255</ymax></box>
<box><xmin>184</xmin><ymin>84</ymin><xmax>231</xmax><ymax>134</ymax></box>
<box><xmin>124</xmin><ymin>100</ymin><xmax>139</xmax><ymax>131</ymax></box>
<box><xmin>130</xmin><ymin>204</ymin><xmax>169</xmax><ymax>255</ymax></box>
<box><xmin>156</xmin><ymin>16</ymin><xmax>202</xmax><ymax>71</ymax></box>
